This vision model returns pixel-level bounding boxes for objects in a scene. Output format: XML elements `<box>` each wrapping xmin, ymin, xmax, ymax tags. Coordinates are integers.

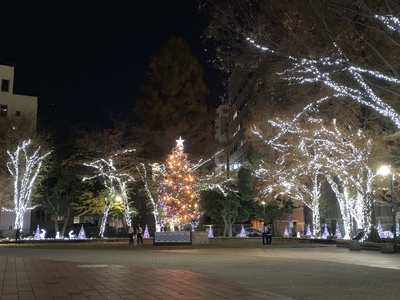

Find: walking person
<box><xmin>128</xmin><ymin>225</ymin><xmax>134</xmax><ymax>245</ymax></box>
<box><xmin>15</xmin><ymin>228</ymin><xmax>20</xmax><ymax>244</ymax></box>
<box><xmin>136</xmin><ymin>224</ymin><xmax>143</xmax><ymax>245</ymax></box>
<box><xmin>266</xmin><ymin>224</ymin><xmax>272</xmax><ymax>245</ymax></box>
<box><xmin>262</xmin><ymin>223</ymin><xmax>269</xmax><ymax>245</ymax></box>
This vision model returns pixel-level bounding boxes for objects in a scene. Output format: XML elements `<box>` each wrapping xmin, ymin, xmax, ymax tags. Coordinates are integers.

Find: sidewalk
<box><xmin>0</xmin><ymin>246</ymin><xmax>399</xmax><ymax>300</ymax></box>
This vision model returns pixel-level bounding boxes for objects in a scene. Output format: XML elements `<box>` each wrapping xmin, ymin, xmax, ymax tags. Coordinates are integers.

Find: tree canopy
<box><xmin>134</xmin><ymin>36</ymin><xmax>218</xmax><ymax>161</ymax></box>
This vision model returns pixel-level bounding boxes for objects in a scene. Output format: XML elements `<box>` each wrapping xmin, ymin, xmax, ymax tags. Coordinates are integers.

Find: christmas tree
<box><xmin>77</xmin><ymin>225</ymin><xmax>86</xmax><ymax>239</ymax></box>
<box><xmin>335</xmin><ymin>223</ymin><xmax>343</xmax><ymax>239</ymax></box>
<box><xmin>322</xmin><ymin>224</ymin><xmax>329</xmax><ymax>239</ymax></box>
<box><xmin>34</xmin><ymin>225</ymin><xmax>41</xmax><ymax>240</ymax></box>
<box><xmin>284</xmin><ymin>226</ymin><xmax>290</xmax><ymax>237</ymax></box>
<box><xmin>159</xmin><ymin>137</ymin><xmax>200</xmax><ymax>229</ymax></box>
<box><xmin>305</xmin><ymin>224</ymin><xmax>313</xmax><ymax>237</ymax></box>
<box><xmin>143</xmin><ymin>225</ymin><xmax>150</xmax><ymax>238</ymax></box>
<box><xmin>239</xmin><ymin>225</ymin><xmax>246</xmax><ymax>237</ymax></box>
<box><xmin>208</xmin><ymin>225</ymin><xmax>214</xmax><ymax>237</ymax></box>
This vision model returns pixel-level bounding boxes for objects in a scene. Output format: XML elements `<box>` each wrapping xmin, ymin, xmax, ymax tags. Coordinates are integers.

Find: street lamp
<box><xmin>115</xmin><ymin>196</ymin><xmax>122</xmax><ymax>238</ymax></box>
<box><xmin>261</xmin><ymin>201</ymin><xmax>266</xmax><ymax>224</ymax></box>
<box><xmin>378</xmin><ymin>165</ymin><xmax>397</xmax><ymax>253</ymax></box>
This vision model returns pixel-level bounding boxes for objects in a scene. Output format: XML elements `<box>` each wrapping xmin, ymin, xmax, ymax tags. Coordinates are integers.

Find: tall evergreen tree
<box><xmin>134</xmin><ymin>36</ymin><xmax>217</xmax><ymax>161</ymax></box>
<box><xmin>159</xmin><ymin>137</ymin><xmax>200</xmax><ymax>230</ymax></box>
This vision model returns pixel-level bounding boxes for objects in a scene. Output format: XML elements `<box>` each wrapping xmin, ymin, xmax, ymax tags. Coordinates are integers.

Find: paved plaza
<box><xmin>0</xmin><ymin>245</ymin><xmax>399</xmax><ymax>300</ymax></box>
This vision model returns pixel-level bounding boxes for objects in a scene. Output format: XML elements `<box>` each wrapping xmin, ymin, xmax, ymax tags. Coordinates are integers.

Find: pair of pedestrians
<box><xmin>128</xmin><ymin>224</ymin><xmax>144</xmax><ymax>245</ymax></box>
<box><xmin>262</xmin><ymin>223</ymin><xmax>272</xmax><ymax>245</ymax></box>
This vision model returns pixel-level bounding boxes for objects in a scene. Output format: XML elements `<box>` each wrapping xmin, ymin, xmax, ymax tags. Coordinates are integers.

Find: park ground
<box><xmin>0</xmin><ymin>238</ymin><xmax>399</xmax><ymax>300</ymax></box>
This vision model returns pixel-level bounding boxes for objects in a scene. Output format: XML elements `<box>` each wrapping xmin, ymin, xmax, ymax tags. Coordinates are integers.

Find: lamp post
<box><xmin>261</xmin><ymin>201</ymin><xmax>266</xmax><ymax>224</ymax></box>
<box><xmin>115</xmin><ymin>196</ymin><xmax>122</xmax><ymax>238</ymax></box>
<box><xmin>378</xmin><ymin>166</ymin><xmax>397</xmax><ymax>253</ymax></box>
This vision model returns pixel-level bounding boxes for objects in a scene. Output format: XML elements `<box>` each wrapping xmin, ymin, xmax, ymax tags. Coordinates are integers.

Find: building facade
<box><xmin>0</xmin><ymin>64</ymin><xmax>38</xmax><ymax>237</ymax></box>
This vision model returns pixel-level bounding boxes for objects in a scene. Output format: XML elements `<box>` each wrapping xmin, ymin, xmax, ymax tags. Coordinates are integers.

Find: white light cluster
<box><xmin>7</xmin><ymin>140</ymin><xmax>51</xmax><ymax>230</ymax></box>
<box><xmin>246</xmin><ymin>33</ymin><xmax>400</xmax><ymax>140</ymax></box>
<box><xmin>254</xmin><ymin>116</ymin><xmax>374</xmax><ymax>239</ymax></box>
<box><xmin>375</xmin><ymin>14</ymin><xmax>400</xmax><ymax>33</ymax></box>
<box><xmin>83</xmin><ymin>149</ymin><xmax>136</xmax><ymax>237</ymax></box>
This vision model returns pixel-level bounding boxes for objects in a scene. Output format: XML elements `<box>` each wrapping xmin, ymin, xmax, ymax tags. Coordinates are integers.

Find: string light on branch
<box><xmin>7</xmin><ymin>140</ymin><xmax>51</xmax><ymax>230</ymax></box>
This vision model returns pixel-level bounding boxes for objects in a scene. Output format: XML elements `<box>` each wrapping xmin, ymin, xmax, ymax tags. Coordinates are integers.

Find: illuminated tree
<box><xmin>34</xmin><ymin>140</ymin><xmax>82</xmax><ymax>238</ymax></box>
<box><xmin>253</xmin><ymin>115</ymin><xmax>374</xmax><ymax>239</ymax></box>
<box><xmin>7</xmin><ymin>140</ymin><xmax>51</xmax><ymax>230</ymax></box>
<box><xmin>159</xmin><ymin>137</ymin><xmax>200</xmax><ymax>230</ymax></box>
<box><xmin>76</xmin><ymin>124</ymin><xmax>138</xmax><ymax>238</ymax></box>
<box><xmin>203</xmin><ymin>0</ymin><xmax>400</xmax><ymax>134</ymax></box>
<box><xmin>83</xmin><ymin>149</ymin><xmax>136</xmax><ymax>237</ymax></box>
<box><xmin>136</xmin><ymin>162</ymin><xmax>164</xmax><ymax>230</ymax></box>
<box><xmin>134</xmin><ymin>36</ymin><xmax>217</xmax><ymax>161</ymax></box>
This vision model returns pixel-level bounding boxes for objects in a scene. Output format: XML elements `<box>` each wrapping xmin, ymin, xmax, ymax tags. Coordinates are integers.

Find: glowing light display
<box><xmin>7</xmin><ymin>140</ymin><xmax>51</xmax><ymax>230</ymax></box>
<box><xmin>83</xmin><ymin>149</ymin><xmax>136</xmax><ymax>237</ymax></box>
<box><xmin>253</xmin><ymin>116</ymin><xmax>373</xmax><ymax>239</ymax></box>
<box><xmin>159</xmin><ymin>137</ymin><xmax>201</xmax><ymax>230</ymax></box>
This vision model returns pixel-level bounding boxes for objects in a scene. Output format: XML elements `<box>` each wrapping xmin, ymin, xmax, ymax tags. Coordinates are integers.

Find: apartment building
<box><xmin>0</xmin><ymin>64</ymin><xmax>38</xmax><ymax>132</ymax></box>
<box><xmin>215</xmin><ymin>53</ymin><xmax>264</xmax><ymax>173</ymax></box>
<box><xmin>0</xmin><ymin>64</ymin><xmax>38</xmax><ymax>237</ymax></box>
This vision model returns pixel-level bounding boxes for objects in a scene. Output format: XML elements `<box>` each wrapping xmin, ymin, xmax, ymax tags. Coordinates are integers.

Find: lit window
<box><xmin>1</xmin><ymin>79</ymin><xmax>9</xmax><ymax>92</ymax></box>
<box><xmin>0</xmin><ymin>104</ymin><xmax>7</xmax><ymax>117</ymax></box>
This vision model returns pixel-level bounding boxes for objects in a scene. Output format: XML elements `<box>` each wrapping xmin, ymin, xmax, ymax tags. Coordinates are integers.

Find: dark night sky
<box><xmin>0</xmin><ymin>0</ymin><xmax>222</xmax><ymax>134</ymax></box>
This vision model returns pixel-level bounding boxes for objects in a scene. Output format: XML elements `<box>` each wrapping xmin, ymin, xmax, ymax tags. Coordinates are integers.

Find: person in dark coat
<box><xmin>15</xmin><ymin>229</ymin><xmax>21</xmax><ymax>244</ymax></box>
<box><xmin>136</xmin><ymin>224</ymin><xmax>143</xmax><ymax>245</ymax></box>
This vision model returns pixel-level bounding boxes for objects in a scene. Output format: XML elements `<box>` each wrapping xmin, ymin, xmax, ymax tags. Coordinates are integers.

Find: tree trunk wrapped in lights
<box><xmin>83</xmin><ymin>149</ymin><xmax>136</xmax><ymax>237</ymax></box>
<box><xmin>7</xmin><ymin>140</ymin><xmax>51</xmax><ymax>230</ymax></box>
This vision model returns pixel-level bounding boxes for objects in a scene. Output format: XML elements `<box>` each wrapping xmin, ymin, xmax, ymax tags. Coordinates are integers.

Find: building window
<box><xmin>0</xmin><ymin>104</ymin><xmax>7</xmax><ymax>117</ymax></box>
<box><xmin>1</xmin><ymin>79</ymin><xmax>10</xmax><ymax>92</ymax></box>
<box><xmin>32</xmin><ymin>209</ymin><xmax>51</xmax><ymax>221</ymax></box>
<box><xmin>15</xmin><ymin>111</ymin><xmax>21</xmax><ymax>117</ymax></box>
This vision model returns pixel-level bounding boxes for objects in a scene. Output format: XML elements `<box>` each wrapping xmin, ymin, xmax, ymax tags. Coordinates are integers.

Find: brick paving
<box><xmin>0</xmin><ymin>245</ymin><xmax>399</xmax><ymax>300</ymax></box>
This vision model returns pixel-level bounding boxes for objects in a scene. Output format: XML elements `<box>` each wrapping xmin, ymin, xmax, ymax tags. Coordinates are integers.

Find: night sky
<box><xmin>0</xmin><ymin>1</ymin><xmax>222</xmax><ymax>134</ymax></box>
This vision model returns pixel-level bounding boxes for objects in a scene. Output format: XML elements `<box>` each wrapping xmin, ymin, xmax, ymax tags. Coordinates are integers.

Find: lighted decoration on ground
<box><xmin>322</xmin><ymin>224</ymin><xmax>329</xmax><ymax>239</ymax></box>
<box><xmin>335</xmin><ymin>223</ymin><xmax>343</xmax><ymax>239</ymax></box>
<box><xmin>7</xmin><ymin>140</ymin><xmax>51</xmax><ymax>231</ymax></box>
<box><xmin>159</xmin><ymin>137</ymin><xmax>201</xmax><ymax>230</ymax></box>
<box><xmin>239</xmin><ymin>225</ymin><xmax>246</xmax><ymax>237</ymax></box>
<box><xmin>69</xmin><ymin>230</ymin><xmax>76</xmax><ymax>239</ymax></box>
<box><xmin>208</xmin><ymin>225</ymin><xmax>214</xmax><ymax>238</ymax></box>
<box><xmin>143</xmin><ymin>225</ymin><xmax>150</xmax><ymax>238</ymax></box>
<box><xmin>78</xmin><ymin>226</ymin><xmax>86</xmax><ymax>239</ymax></box>
<box><xmin>283</xmin><ymin>226</ymin><xmax>290</xmax><ymax>237</ymax></box>
<box><xmin>40</xmin><ymin>229</ymin><xmax>46</xmax><ymax>239</ymax></box>
<box><xmin>34</xmin><ymin>225</ymin><xmax>41</xmax><ymax>240</ymax></box>
<box><xmin>305</xmin><ymin>224</ymin><xmax>313</xmax><ymax>238</ymax></box>
<box><xmin>377</xmin><ymin>219</ymin><xmax>384</xmax><ymax>238</ymax></box>
<box><xmin>377</xmin><ymin>219</ymin><xmax>394</xmax><ymax>238</ymax></box>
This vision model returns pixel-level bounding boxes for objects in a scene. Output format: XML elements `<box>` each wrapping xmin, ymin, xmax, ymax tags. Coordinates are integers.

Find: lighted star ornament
<box><xmin>176</xmin><ymin>137</ymin><xmax>184</xmax><ymax>148</ymax></box>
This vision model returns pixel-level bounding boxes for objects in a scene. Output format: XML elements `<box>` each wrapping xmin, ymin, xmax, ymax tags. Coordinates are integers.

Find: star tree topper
<box><xmin>176</xmin><ymin>137</ymin><xmax>184</xmax><ymax>148</ymax></box>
